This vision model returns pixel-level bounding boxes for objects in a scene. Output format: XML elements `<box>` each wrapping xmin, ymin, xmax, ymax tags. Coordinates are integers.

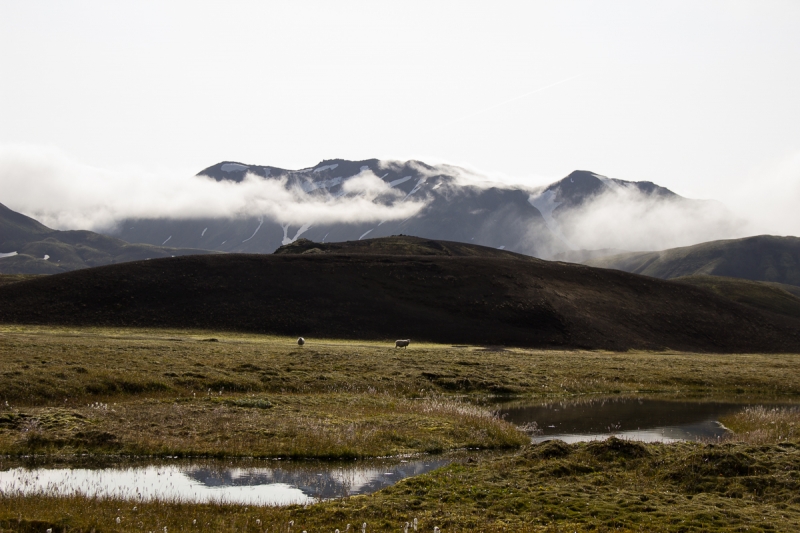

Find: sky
<box><xmin>1</xmin><ymin>1</ymin><xmax>799</xmax><ymax>237</ymax></box>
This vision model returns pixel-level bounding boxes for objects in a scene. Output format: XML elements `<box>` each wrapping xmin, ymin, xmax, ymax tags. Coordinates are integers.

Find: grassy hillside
<box><xmin>585</xmin><ymin>235</ymin><xmax>800</xmax><ymax>286</ymax></box>
<box><xmin>675</xmin><ymin>275</ymin><xmax>800</xmax><ymax>319</ymax></box>
<box><xmin>2</xmin><ymin>249</ymin><xmax>800</xmax><ymax>352</ymax></box>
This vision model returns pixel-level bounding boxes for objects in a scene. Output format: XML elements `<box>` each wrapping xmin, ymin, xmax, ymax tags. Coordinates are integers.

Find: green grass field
<box><xmin>1</xmin><ymin>325</ymin><xmax>799</xmax><ymax>531</ymax></box>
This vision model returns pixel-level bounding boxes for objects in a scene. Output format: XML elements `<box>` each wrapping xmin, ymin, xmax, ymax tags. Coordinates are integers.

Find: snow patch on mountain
<box><xmin>529</xmin><ymin>190</ymin><xmax>561</xmax><ymax>229</ymax></box>
<box><xmin>359</xmin><ymin>229</ymin><xmax>373</xmax><ymax>240</ymax></box>
<box><xmin>201</xmin><ymin>227</ymin><xmax>207</xmax><ymax>237</ymax></box>
<box><xmin>281</xmin><ymin>224</ymin><xmax>291</xmax><ymax>245</ymax></box>
<box><xmin>162</xmin><ymin>236</ymin><xmax>171</xmax><ymax>245</ymax></box>
<box><xmin>404</xmin><ymin>178</ymin><xmax>426</xmax><ymax>199</ymax></box>
<box><xmin>388</xmin><ymin>176</ymin><xmax>413</xmax><ymax>188</ymax></box>
<box><xmin>242</xmin><ymin>217</ymin><xmax>264</xmax><ymax>243</ymax></box>
<box><xmin>0</xmin><ymin>251</ymin><xmax>18</xmax><ymax>259</ymax></box>
<box><xmin>280</xmin><ymin>223</ymin><xmax>313</xmax><ymax>245</ymax></box>
<box><xmin>222</xmin><ymin>163</ymin><xmax>249</xmax><ymax>172</ymax></box>
<box><xmin>292</xmin><ymin>223</ymin><xmax>312</xmax><ymax>242</ymax></box>
<box><xmin>314</xmin><ymin>164</ymin><xmax>339</xmax><ymax>173</ymax></box>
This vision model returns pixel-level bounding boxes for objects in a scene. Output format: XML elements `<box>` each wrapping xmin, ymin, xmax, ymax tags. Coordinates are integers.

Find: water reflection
<box><xmin>499</xmin><ymin>398</ymin><xmax>772</xmax><ymax>443</ymax></box>
<box><xmin>0</xmin><ymin>457</ymin><xmax>450</xmax><ymax>505</ymax></box>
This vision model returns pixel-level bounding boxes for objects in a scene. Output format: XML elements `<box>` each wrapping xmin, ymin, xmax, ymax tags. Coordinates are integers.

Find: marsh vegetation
<box><xmin>1</xmin><ymin>326</ymin><xmax>799</xmax><ymax>531</ymax></box>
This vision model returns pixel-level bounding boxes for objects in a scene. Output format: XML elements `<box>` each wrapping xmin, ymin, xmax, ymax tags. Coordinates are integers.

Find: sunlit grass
<box><xmin>720</xmin><ymin>405</ymin><xmax>800</xmax><ymax>445</ymax></box>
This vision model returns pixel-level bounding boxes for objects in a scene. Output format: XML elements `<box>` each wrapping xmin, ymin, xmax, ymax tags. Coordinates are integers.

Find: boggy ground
<box><xmin>2</xmin><ymin>434</ymin><xmax>800</xmax><ymax>532</ymax></box>
<box><xmin>1</xmin><ymin>326</ymin><xmax>800</xmax><ymax>531</ymax></box>
<box><xmin>2</xmin><ymin>326</ymin><xmax>800</xmax><ymax>458</ymax></box>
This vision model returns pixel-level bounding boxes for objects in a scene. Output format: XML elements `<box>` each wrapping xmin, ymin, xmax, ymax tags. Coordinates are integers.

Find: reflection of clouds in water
<box><xmin>0</xmin><ymin>466</ymin><xmax>311</xmax><ymax>506</ymax></box>
<box><xmin>185</xmin><ymin>459</ymin><xmax>450</xmax><ymax>500</ymax></box>
<box><xmin>0</xmin><ymin>458</ymin><xmax>451</xmax><ymax>506</ymax></box>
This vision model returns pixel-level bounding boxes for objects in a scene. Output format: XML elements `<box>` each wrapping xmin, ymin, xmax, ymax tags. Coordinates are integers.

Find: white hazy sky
<box><xmin>1</xmin><ymin>1</ymin><xmax>799</xmax><ymax>224</ymax></box>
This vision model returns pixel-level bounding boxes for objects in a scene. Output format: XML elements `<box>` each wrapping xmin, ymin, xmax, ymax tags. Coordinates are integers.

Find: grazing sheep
<box><xmin>297</xmin><ymin>337</ymin><xmax>305</xmax><ymax>346</ymax></box>
<box><xmin>395</xmin><ymin>339</ymin><xmax>410</xmax><ymax>349</ymax></box>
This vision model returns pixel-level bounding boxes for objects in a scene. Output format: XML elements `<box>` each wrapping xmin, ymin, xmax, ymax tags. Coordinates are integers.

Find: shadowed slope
<box><xmin>1</xmin><ymin>249</ymin><xmax>799</xmax><ymax>352</ymax></box>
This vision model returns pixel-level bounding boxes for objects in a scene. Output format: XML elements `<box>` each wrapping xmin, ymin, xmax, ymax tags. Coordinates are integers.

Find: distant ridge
<box><xmin>585</xmin><ymin>235</ymin><xmax>800</xmax><ymax>287</ymax></box>
<box><xmin>0</xmin><ymin>202</ymin><xmax>217</xmax><ymax>274</ymax></box>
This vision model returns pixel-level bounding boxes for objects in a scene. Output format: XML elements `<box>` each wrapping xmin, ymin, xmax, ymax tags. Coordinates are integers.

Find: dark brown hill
<box><xmin>273</xmin><ymin>236</ymin><xmax>531</xmax><ymax>258</ymax></box>
<box><xmin>1</xmin><ymin>250</ymin><xmax>799</xmax><ymax>352</ymax></box>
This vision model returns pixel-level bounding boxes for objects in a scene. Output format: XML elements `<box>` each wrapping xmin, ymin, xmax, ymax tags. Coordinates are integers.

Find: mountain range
<box><xmin>107</xmin><ymin>159</ymin><xmax>723</xmax><ymax>258</ymax></box>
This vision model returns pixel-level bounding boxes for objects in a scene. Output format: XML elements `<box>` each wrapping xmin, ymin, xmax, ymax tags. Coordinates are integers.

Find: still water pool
<box><xmin>0</xmin><ymin>456</ymin><xmax>451</xmax><ymax>505</ymax></box>
<box><xmin>2</xmin><ymin>399</ymin><xmax>785</xmax><ymax>505</ymax></box>
<box><xmin>499</xmin><ymin>398</ymin><xmax>771</xmax><ymax>443</ymax></box>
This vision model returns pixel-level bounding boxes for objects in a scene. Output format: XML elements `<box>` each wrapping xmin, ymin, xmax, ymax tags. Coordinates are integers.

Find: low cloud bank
<box><xmin>551</xmin><ymin>186</ymin><xmax>748</xmax><ymax>252</ymax></box>
<box><xmin>1</xmin><ymin>144</ymin><xmax>798</xmax><ymax>252</ymax></box>
<box><xmin>0</xmin><ymin>145</ymin><xmax>425</xmax><ymax>232</ymax></box>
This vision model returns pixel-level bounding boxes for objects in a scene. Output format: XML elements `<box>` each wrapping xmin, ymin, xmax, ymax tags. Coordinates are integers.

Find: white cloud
<box><xmin>550</xmin><ymin>185</ymin><xmax>748</xmax><ymax>252</ymax></box>
<box><xmin>0</xmin><ymin>144</ymin><xmax>426</xmax><ymax>232</ymax></box>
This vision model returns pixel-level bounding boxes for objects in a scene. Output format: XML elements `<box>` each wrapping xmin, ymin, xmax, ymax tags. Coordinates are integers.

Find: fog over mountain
<box><xmin>0</xmin><ymin>145</ymin><xmax>792</xmax><ymax>259</ymax></box>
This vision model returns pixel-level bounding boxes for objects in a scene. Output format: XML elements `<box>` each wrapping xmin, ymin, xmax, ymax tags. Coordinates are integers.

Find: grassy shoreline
<box><xmin>2</xmin><ymin>436</ymin><xmax>800</xmax><ymax>532</ymax></box>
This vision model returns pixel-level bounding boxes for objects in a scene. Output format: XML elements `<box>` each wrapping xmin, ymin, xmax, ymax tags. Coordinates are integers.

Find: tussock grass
<box><xmin>0</xmin><ymin>393</ymin><xmax>526</xmax><ymax>459</ymax></box>
<box><xmin>721</xmin><ymin>406</ymin><xmax>800</xmax><ymax>445</ymax></box>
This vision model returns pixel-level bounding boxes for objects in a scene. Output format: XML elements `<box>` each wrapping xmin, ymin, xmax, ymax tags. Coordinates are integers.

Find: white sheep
<box><xmin>297</xmin><ymin>337</ymin><xmax>305</xmax><ymax>346</ymax></box>
<box><xmin>395</xmin><ymin>339</ymin><xmax>410</xmax><ymax>349</ymax></box>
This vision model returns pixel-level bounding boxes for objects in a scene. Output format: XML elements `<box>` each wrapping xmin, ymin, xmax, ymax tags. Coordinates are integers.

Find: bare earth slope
<box><xmin>585</xmin><ymin>235</ymin><xmax>800</xmax><ymax>286</ymax></box>
<box><xmin>1</xmin><ymin>239</ymin><xmax>798</xmax><ymax>352</ymax></box>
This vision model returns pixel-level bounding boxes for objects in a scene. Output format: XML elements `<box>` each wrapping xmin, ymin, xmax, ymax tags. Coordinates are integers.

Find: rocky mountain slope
<box><xmin>0</xmin><ymin>202</ymin><xmax>216</xmax><ymax>274</ymax></box>
<box><xmin>109</xmin><ymin>160</ymin><xmax>719</xmax><ymax>259</ymax></box>
<box><xmin>585</xmin><ymin>235</ymin><xmax>800</xmax><ymax>287</ymax></box>
<box><xmin>1</xmin><ymin>238</ymin><xmax>798</xmax><ymax>352</ymax></box>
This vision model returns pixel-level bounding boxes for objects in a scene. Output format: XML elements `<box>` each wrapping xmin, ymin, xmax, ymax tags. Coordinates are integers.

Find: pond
<box><xmin>0</xmin><ymin>456</ymin><xmax>451</xmax><ymax>506</ymax></box>
<box><xmin>498</xmin><ymin>398</ymin><xmax>774</xmax><ymax>443</ymax></box>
